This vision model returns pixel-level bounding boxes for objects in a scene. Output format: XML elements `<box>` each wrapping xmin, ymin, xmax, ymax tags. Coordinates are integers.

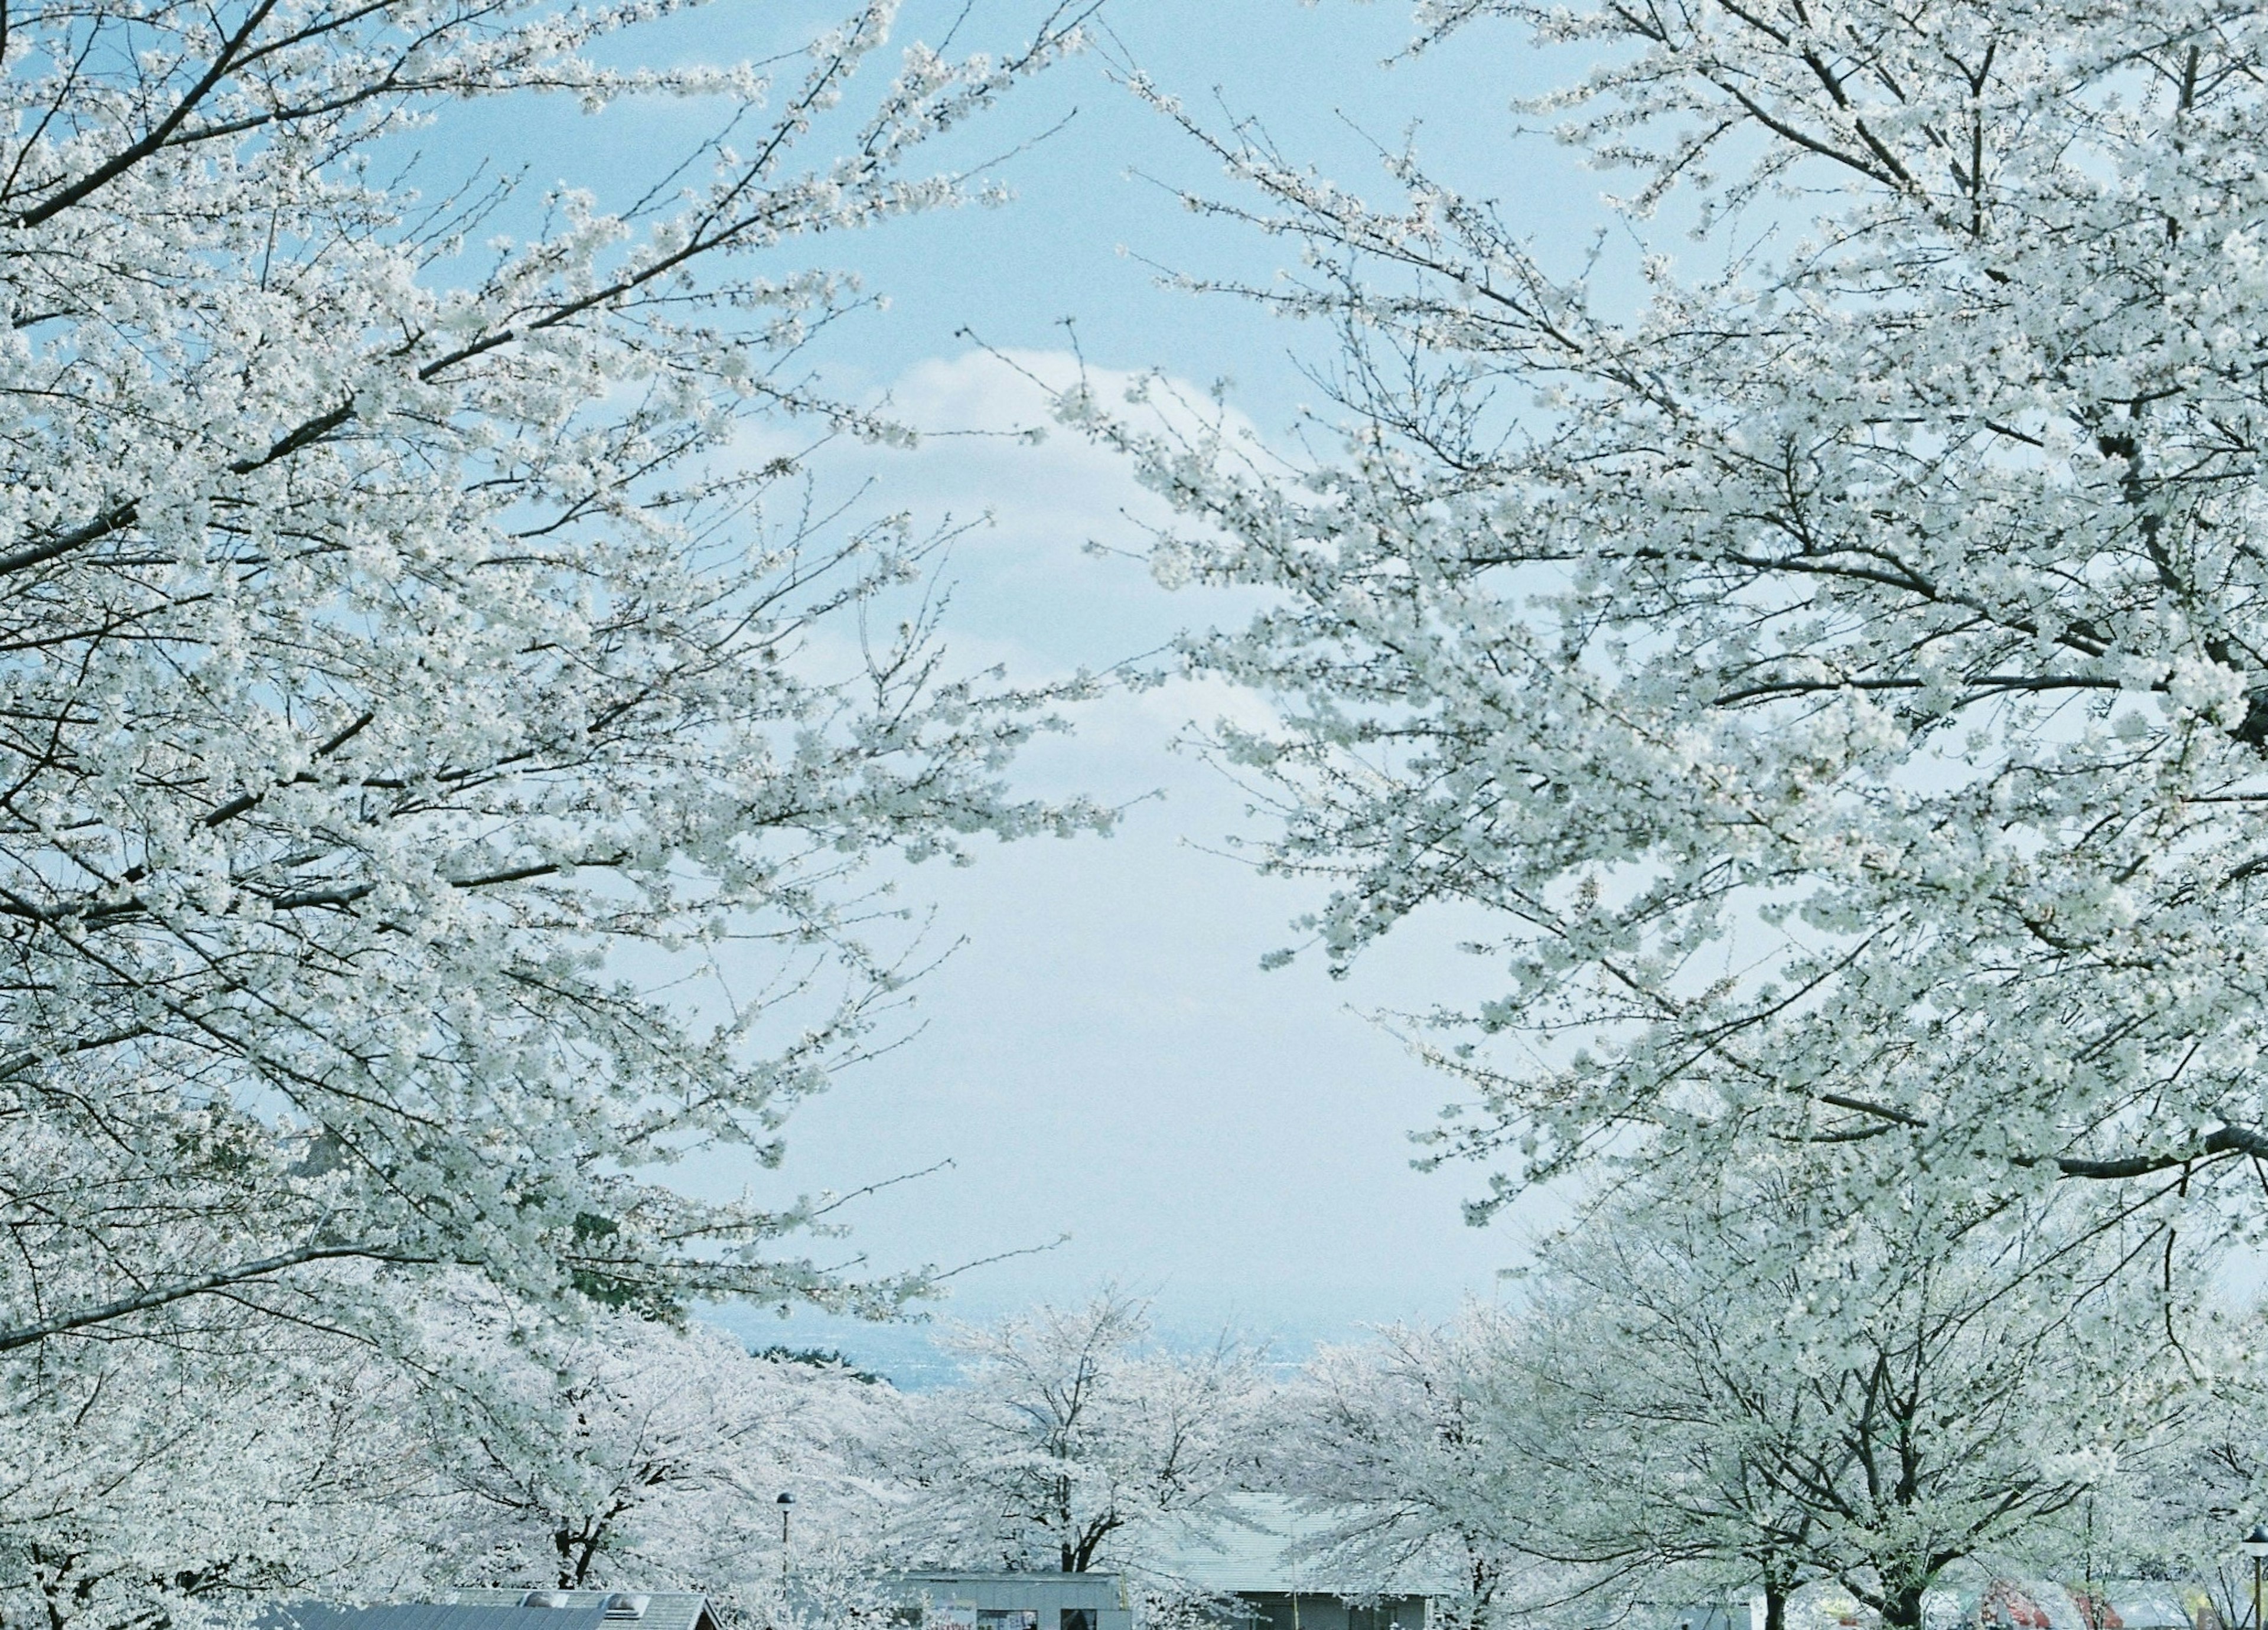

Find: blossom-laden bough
<box><xmin>0</xmin><ymin>0</ymin><xmax>1106</xmax><ymax>1430</ymax></box>
<box><xmin>1077</xmin><ymin>0</ymin><xmax>2268</xmax><ymax>1238</ymax></box>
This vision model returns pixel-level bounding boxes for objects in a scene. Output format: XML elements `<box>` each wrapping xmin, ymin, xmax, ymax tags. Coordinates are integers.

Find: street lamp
<box><xmin>2241</xmin><ymin>1523</ymin><xmax>2268</xmax><ymax>1630</ymax></box>
<box><xmin>777</xmin><ymin>1492</ymin><xmax>795</xmax><ymax>1586</ymax></box>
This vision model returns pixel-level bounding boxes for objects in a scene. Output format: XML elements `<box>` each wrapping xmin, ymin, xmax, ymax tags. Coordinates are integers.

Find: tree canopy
<box><xmin>1079</xmin><ymin>0</ymin><xmax>2268</xmax><ymax>1224</ymax></box>
<box><xmin>0</xmin><ymin>0</ymin><xmax>1100</xmax><ymax>1364</ymax></box>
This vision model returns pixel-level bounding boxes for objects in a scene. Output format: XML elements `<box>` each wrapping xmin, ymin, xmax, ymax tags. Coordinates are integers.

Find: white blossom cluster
<box><xmin>0</xmin><ymin>0</ymin><xmax>1102</xmax><ymax>1363</ymax></box>
<box><xmin>1076</xmin><ymin>0</ymin><xmax>2268</xmax><ymax>1226</ymax></box>
<box><xmin>879</xmin><ymin>1293</ymin><xmax>1270</xmax><ymax>1577</ymax></box>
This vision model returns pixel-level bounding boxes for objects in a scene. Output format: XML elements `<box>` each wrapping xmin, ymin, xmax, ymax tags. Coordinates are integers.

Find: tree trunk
<box><xmin>1881</xmin><ymin>1583</ymin><xmax>1928</xmax><ymax>1630</ymax></box>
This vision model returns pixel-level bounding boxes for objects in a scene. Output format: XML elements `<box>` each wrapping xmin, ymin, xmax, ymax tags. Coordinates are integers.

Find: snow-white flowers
<box><xmin>0</xmin><ymin>0</ymin><xmax>1098</xmax><ymax>1611</ymax></box>
<box><xmin>1084</xmin><ymin>0</ymin><xmax>2268</xmax><ymax>1233</ymax></box>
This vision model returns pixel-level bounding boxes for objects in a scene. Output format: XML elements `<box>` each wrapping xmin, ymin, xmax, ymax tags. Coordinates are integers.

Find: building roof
<box><xmin>889</xmin><ymin>1574</ymin><xmax>1127</xmax><ymax>1587</ymax></box>
<box><xmin>262</xmin><ymin>1608</ymin><xmax>610</xmax><ymax>1630</ymax></box>
<box><xmin>262</xmin><ymin>1591</ymin><xmax>718</xmax><ymax>1630</ymax></box>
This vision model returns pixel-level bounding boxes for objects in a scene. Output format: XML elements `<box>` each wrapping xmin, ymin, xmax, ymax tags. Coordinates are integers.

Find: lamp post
<box><xmin>2241</xmin><ymin>1523</ymin><xmax>2268</xmax><ymax>1630</ymax></box>
<box><xmin>777</xmin><ymin>1492</ymin><xmax>794</xmax><ymax>1587</ymax></box>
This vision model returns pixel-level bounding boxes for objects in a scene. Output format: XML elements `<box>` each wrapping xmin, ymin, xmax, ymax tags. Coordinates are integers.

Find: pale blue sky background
<box><xmin>425</xmin><ymin>0</ymin><xmax>1624</xmax><ymax>1378</ymax></box>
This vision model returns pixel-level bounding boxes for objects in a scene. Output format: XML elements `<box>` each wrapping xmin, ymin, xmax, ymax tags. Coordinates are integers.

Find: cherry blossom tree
<box><xmin>2093</xmin><ymin>1313</ymin><xmax>2268</xmax><ymax>1601</ymax></box>
<box><xmin>409</xmin><ymin>1295</ymin><xmax>906</xmax><ymax>1624</ymax></box>
<box><xmin>1257</xmin><ymin>1312</ymin><xmax>1540</xmax><ymax>1630</ymax></box>
<box><xmin>0</xmin><ymin>0</ymin><xmax>1104</xmax><ymax>1360</ymax></box>
<box><xmin>882</xmin><ymin>1292</ymin><xmax>1266</xmax><ymax>1577</ymax></box>
<box><xmin>0</xmin><ymin>1318</ymin><xmax>441</xmax><ymax>1630</ymax></box>
<box><xmin>1270</xmin><ymin>1166</ymin><xmax>2202</xmax><ymax>1630</ymax></box>
<box><xmin>0</xmin><ymin>0</ymin><xmax>1107</xmax><ymax>1616</ymax></box>
<box><xmin>1076</xmin><ymin>0</ymin><xmax>2268</xmax><ymax>1220</ymax></box>
<box><xmin>0</xmin><ymin>1292</ymin><xmax>925</xmax><ymax>1630</ymax></box>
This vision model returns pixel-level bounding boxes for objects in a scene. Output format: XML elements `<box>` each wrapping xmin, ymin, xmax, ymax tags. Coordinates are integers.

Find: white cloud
<box><xmin>745</xmin><ymin>346</ymin><xmax>1287</xmax><ymax>800</ymax></box>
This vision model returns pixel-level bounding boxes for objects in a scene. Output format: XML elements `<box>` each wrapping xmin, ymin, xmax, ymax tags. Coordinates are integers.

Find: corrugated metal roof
<box><xmin>262</xmin><ymin>1606</ymin><xmax>612</xmax><ymax>1630</ymax></box>
<box><xmin>455</xmin><ymin>1590</ymin><xmax>713</xmax><ymax>1630</ymax></box>
<box><xmin>262</xmin><ymin>1592</ymin><xmax>715</xmax><ymax>1630</ymax></box>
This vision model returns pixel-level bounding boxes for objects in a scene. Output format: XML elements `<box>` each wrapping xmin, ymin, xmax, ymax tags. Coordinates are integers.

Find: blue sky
<box><xmin>425</xmin><ymin>0</ymin><xmax>1619</xmax><ymax>1377</ymax></box>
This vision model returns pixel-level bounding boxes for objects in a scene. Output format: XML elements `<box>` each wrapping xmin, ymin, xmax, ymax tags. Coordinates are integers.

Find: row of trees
<box><xmin>15</xmin><ymin>4</ymin><xmax>2268</xmax><ymax>1630</ymax></box>
<box><xmin>1</xmin><ymin>1281</ymin><xmax>1266</xmax><ymax>1630</ymax></box>
<box><xmin>15</xmin><ymin>1153</ymin><xmax>2259</xmax><ymax>1630</ymax></box>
